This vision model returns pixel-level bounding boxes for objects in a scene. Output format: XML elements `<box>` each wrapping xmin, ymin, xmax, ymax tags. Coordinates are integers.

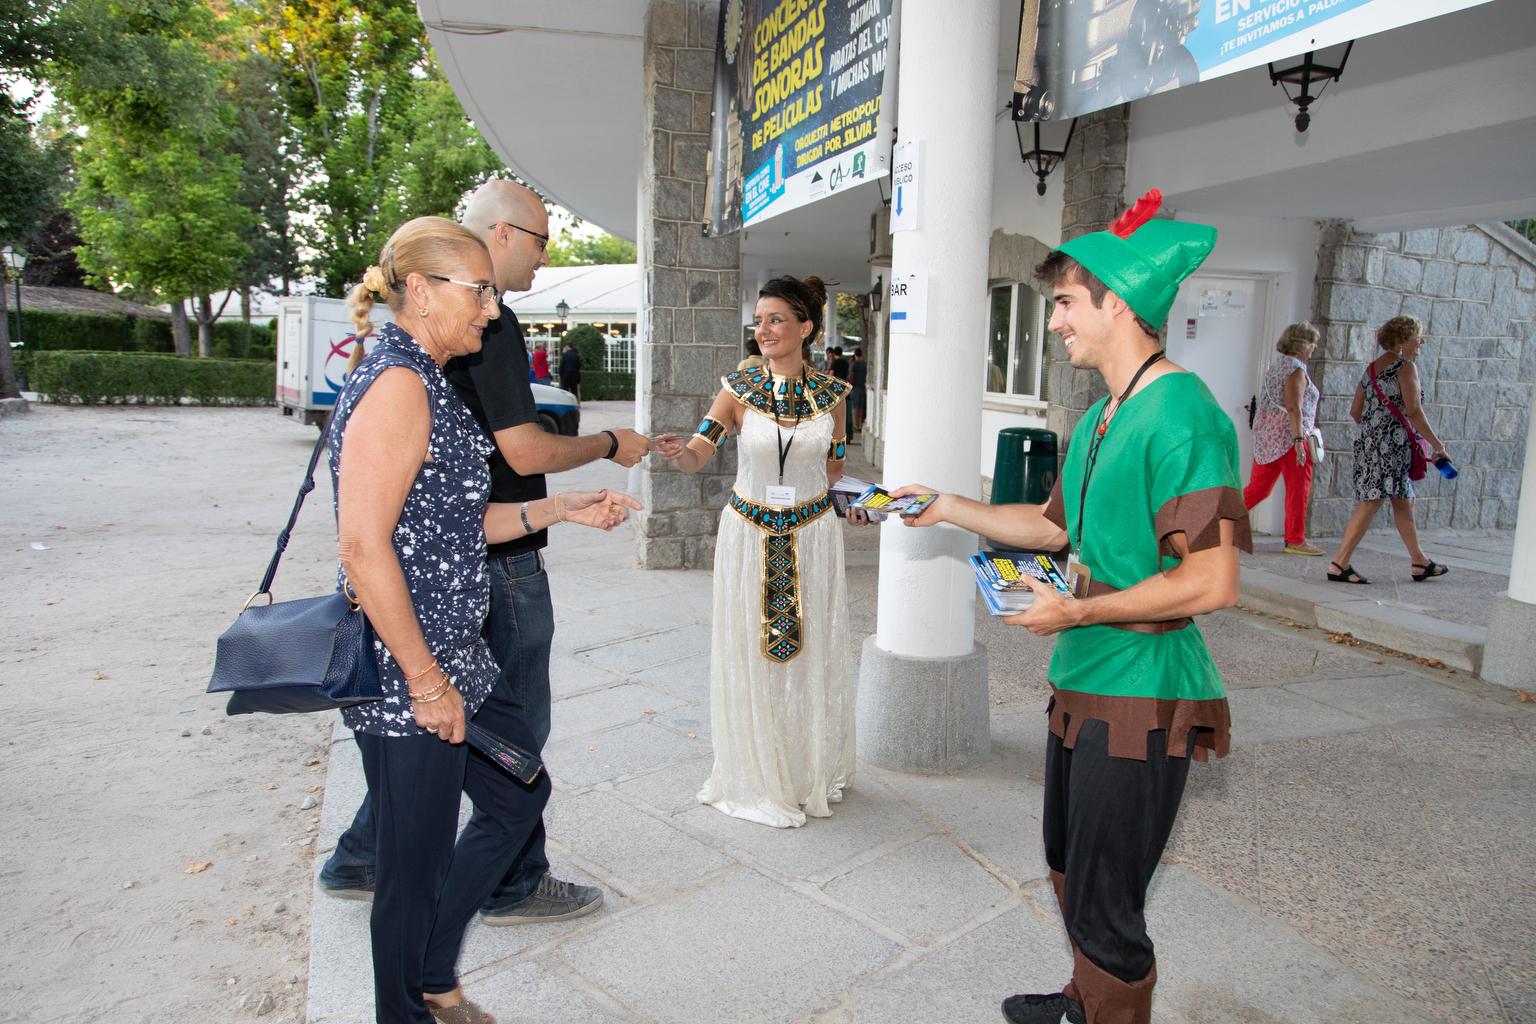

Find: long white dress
<box><xmin>697</xmin><ymin>395</ymin><xmax>855</xmax><ymax>828</ymax></box>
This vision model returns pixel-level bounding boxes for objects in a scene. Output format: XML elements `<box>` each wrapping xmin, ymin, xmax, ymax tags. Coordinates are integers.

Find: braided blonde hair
<box><xmin>347</xmin><ymin>217</ymin><xmax>488</xmax><ymax>336</ymax></box>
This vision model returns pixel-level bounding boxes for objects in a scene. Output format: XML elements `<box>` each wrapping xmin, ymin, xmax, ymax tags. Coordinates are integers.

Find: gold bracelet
<box><xmin>408</xmin><ymin>672</ymin><xmax>452</xmax><ymax>703</ymax></box>
<box><xmin>403</xmin><ymin>658</ymin><xmax>439</xmax><ymax>683</ymax></box>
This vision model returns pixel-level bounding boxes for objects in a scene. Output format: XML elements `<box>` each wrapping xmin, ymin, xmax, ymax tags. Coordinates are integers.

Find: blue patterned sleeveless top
<box><xmin>325</xmin><ymin>322</ymin><xmax>499</xmax><ymax>737</ymax></box>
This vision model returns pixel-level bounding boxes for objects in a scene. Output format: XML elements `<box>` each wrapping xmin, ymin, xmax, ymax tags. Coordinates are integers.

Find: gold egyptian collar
<box><xmin>723</xmin><ymin>368</ymin><xmax>849</xmax><ymax>420</ymax></box>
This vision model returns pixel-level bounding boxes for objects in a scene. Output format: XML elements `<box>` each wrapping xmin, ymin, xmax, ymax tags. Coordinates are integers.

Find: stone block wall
<box><xmin>1046</xmin><ymin>104</ymin><xmax>1130</xmax><ymax>448</ymax></box>
<box><xmin>1309</xmin><ymin>222</ymin><xmax>1535</xmax><ymax>535</ymax></box>
<box><xmin>635</xmin><ymin>0</ymin><xmax>743</xmax><ymax>569</ymax></box>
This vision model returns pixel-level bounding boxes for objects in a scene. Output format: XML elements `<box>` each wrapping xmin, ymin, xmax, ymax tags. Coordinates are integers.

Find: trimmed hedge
<box><xmin>26</xmin><ymin>351</ymin><xmax>274</xmax><ymax>405</ymax></box>
<box><xmin>581</xmin><ymin>370</ymin><xmax>635</xmax><ymax>401</ymax></box>
<box><xmin>7</xmin><ymin>308</ymin><xmax>275</xmax><ymax>356</ymax></box>
<box><xmin>9</xmin><ymin>309</ymin><xmax>140</xmax><ymax>351</ymax></box>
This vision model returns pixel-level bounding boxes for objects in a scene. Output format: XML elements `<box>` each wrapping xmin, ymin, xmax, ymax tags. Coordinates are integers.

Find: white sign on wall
<box><xmin>888</xmin><ymin>269</ymin><xmax>928</xmax><ymax>334</ymax></box>
<box><xmin>889</xmin><ymin>139</ymin><xmax>920</xmax><ymax>233</ymax></box>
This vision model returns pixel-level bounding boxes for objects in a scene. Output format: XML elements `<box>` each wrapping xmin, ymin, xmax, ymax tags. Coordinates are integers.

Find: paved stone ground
<box><xmin>309</xmin><ymin>404</ymin><xmax>1536</xmax><ymax>1024</ymax></box>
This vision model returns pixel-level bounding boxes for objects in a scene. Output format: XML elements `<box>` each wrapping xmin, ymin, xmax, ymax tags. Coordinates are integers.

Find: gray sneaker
<box><xmin>478</xmin><ymin>872</ymin><xmax>603</xmax><ymax>926</ymax></box>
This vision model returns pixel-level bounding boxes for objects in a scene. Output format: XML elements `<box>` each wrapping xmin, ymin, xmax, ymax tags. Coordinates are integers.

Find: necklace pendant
<box><xmin>1096</xmin><ymin>421</ymin><xmax>1107</xmax><ymax>437</ymax></box>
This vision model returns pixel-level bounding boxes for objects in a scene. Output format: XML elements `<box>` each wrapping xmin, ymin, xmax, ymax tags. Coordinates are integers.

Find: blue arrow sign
<box><xmin>896</xmin><ymin>186</ymin><xmax>904</xmax><ymax>215</ymax></box>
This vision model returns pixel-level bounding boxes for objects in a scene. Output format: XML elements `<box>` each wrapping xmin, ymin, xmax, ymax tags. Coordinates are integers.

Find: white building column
<box><xmin>856</xmin><ymin>0</ymin><xmax>998</xmax><ymax>772</ymax></box>
<box><xmin>1481</xmin><ymin>403</ymin><xmax>1536</xmax><ymax>687</ymax></box>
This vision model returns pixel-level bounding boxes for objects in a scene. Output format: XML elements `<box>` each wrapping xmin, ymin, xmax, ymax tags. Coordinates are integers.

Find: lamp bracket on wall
<box><xmin>1268</xmin><ymin>41</ymin><xmax>1353</xmax><ymax>133</ymax></box>
<box><xmin>1016</xmin><ymin>117</ymin><xmax>1077</xmax><ymax>197</ymax></box>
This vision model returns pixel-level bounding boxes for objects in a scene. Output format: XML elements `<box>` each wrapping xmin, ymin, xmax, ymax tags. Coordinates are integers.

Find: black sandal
<box><xmin>1327</xmin><ymin>561</ymin><xmax>1370</xmax><ymax>584</ymax></box>
<box><xmin>1411</xmin><ymin>560</ymin><xmax>1449</xmax><ymax>582</ymax></box>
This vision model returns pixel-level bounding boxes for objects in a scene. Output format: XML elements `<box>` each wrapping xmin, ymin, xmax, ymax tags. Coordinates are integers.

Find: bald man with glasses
<box><xmin>320</xmin><ymin>179</ymin><xmax>649</xmax><ymax>926</ymax></box>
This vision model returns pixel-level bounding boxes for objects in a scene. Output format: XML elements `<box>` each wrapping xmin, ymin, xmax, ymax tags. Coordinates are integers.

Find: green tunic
<box><xmin>1042</xmin><ymin>372</ymin><xmax>1252</xmax><ymax>761</ymax></box>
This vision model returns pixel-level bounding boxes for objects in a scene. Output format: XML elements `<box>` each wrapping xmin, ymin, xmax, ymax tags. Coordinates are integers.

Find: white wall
<box><xmin>1127</xmin><ymin>0</ymin><xmax>1536</xmax><ymax>229</ymax></box>
<box><xmin>1171</xmin><ymin>211</ymin><xmax>1321</xmax><ymax>535</ymax></box>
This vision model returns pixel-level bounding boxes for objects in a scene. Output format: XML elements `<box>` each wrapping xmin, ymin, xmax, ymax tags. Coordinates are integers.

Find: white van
<box><xmin>275</xmin><ymin>295</ymin><xmax>580</xmax><ymax>435</ymax></box>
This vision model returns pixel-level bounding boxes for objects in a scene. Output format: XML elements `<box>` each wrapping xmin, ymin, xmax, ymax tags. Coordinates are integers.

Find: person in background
<box><xmin>332</xmin><ymin>215</ymin><xmax>637</xmax><ymax>1023</ymax></box>
<box><xmin>656</xmin><ymin>274</ymin><xmax>854</xmax><ymax>829</ymax></box>
<box><xmin>738</xmin><ymin>336</ymin><xmax>765</xmax><ymax>371</ymax></box>
<box><xmin>1327</xmin><ymin>314</ymin><xmax>1451</xmax><ymax>584</ymax></box>
<box><xmin>1243</xmin><ymin>322</ymin><xmax>1322</xmax><ymax>555</ymax></box>
<box><xmin>320</xmin><ymin>179</ymin><xmax>651</xmax><ymax>935</ymax></box>
<box><xmin>558</xmin><ymin>341</ymin><xmax>582</xmax><ymax>404</ymax></box>
<box><xmin>530</xmin><ymin>344</ymin><xmax>551</xmax><ymax>386</ymax></box>
<box><xmin>848</xmin><ymin>346</ymin><xmax>867</xmax><ymax>435</ymax></box>
<box><xmin>829</xmin><ymin>345</ymin><xmax>850</xmax><ymax>382</ymax></box>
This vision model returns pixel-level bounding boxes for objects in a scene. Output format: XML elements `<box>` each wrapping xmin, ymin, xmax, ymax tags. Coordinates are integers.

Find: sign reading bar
<box><xmin>703</xmin><ymin>0</ymin><xmax>899</xmax><ymax>236</ymax></box>
<box><xmin>888</xmin><ymin>269</ymin><xmax>928</xmax><ymax>335</ymax></box>
<box><xmin>1012</xmin><ymin>0</ymin><xmax>1496</xmax><ymax>123</ymax></box>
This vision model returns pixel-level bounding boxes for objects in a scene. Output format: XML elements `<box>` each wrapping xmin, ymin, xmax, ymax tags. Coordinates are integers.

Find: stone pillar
<box><xmin>857</xmin><ymin>0</ymin><xmax>998</xmax><ymax>774</ymax></box>
<box><xmin>635</xmin><ymin>0</ymin><xmax>743</xmax><ymax>569</ymax></box>
<box><xmin>1481</xmin><ymin>396</ymin><xmax>1536</xmax><ymax>688</ymax></box>
<box><xmin>1044</xmin><ymin>104</ymin><xmax>1130</xmax><ymax>449</ymax></box>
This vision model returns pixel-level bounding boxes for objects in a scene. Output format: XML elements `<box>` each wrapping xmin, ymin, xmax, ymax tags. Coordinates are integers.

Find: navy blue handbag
<box><xmin>208</xmin><ymin>430</ymin><xmax>384</xmax><ymax>715</ymax></box>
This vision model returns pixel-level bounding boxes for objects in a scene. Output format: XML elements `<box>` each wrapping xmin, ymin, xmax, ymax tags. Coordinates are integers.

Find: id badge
<box><xmin>1067</xmin><ymin>556</ymin><xmax>1092</xmax><ymax>599</ymax></box>
<box><xmin>765</xmin><ymin>485</ymin><xmax>797</xmax><ymax>506</ymax></box>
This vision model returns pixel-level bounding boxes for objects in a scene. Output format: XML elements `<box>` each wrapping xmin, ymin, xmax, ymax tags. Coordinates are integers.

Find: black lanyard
<box><xmin>765</xmin><ymin>365</ymin><xmax>805</xmax><ymax>486</ymax></box>
<box><xmin>1076</xmin><ymin>350</ymin><xmax>1164</xmax><ymax>550</ymax></box>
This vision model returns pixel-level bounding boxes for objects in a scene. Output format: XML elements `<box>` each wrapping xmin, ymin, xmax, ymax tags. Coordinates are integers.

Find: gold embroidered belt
<box><xmin>727</xmin><ymin>489</ymin><xmax>833</xmax><ymax>663</ymax></box>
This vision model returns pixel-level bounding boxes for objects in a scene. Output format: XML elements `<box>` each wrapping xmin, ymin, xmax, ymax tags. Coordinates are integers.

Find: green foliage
<box><xmin>562</xmin><ymin>324</ymin><xmax>606</xmax><ymax>371</ymax></box>
<box><xmin>26</xmin><ymin>350</ymin><xmax>273</xmax><ymax>404</ymax></box>
<box><xmin>1508</xmin><ymin>219</ymin><xmax>1536</xmax><ymax>244</ymax></box>
<box><xmin>0</xmin><ymin>94</ymin><xmax>58</xmax><ymax>244</ymax></box>
<box><xmin>7</xmin><ymin>309</ymin><xmax>137</xmax><ymax>350</ymax></box>
<box><xmin>580</xmin><ymin>371</ymin><xmax>636</xmax><ymax>401</ymax></box>
<box><xmin>51</xmin><ymin>0</ymin><xmax>252</xmax><ymax>338</ymax></box>
<box><xmin>546</xmin><ymin>231</ymin><xmax>637</xmax><ymax>267</ymax></box>
<box><xmin>835</xmin><ymin>292</ymin><xmax>864</xmax><ymax>340</ymax></box>
<box><xmin>132</xmin><ymin>316</ymin><xmax>176</xmax><ymax>352</ymax></box>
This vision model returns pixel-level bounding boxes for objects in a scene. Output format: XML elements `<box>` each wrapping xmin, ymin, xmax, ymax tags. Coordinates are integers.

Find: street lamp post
<box><xmin>1</xmin><ymin>246</ymin><xmax>26</xmax><ymax>348</ymax></box>
<box><xmin>554</xmin><ymin>299</ymin><xmax>570</xmax><ymax>338</ymax></box>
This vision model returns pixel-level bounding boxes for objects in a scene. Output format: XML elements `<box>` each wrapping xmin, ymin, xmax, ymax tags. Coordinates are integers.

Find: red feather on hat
<box><xmin>1108</xmin><ymin>189</ymin><xmax>1163</xmax><ymax>238</ymax></box>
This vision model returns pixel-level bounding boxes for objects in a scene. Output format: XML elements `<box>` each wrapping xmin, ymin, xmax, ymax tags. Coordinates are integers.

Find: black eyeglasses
<box><xmin>488</xmin><ymin>222</ymin><xmax>549</xmax><ymax>252</ymax></box>
<box><xmin>426</xmin><ymin>275</ymin><xmax>499</xmax><ymax>306</ymax></box>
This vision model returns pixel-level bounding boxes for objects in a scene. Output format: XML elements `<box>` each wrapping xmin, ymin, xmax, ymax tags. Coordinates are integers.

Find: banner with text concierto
<box><xmin>704</xmin><ymin>0</ymin><xmax>898</xmax><ymax>236</ymax></box>
<box><xmin>1012</xmin><ymin>0</ymin><xmax>1496</xmax><ymax>123</ymax></box>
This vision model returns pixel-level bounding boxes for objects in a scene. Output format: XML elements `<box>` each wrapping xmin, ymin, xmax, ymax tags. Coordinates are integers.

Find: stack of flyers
<box><xmin>848</xmin><ymin>484</ymin><xmax>939</xmax><ymax>521</ymax></box>
<box><xmin>465</xmin><ymin>722</ymin><xmax>544</xmax><ymax>785</ymax></box>
<box><xmin>829</xmin><ymin>476</ymin><xmax>875</xmax><ymax>518</ymax></box>
<box><xmin>970</xmin><ymin>551</ymin><xmax>1073</xmax><ymax>616</ymax></box>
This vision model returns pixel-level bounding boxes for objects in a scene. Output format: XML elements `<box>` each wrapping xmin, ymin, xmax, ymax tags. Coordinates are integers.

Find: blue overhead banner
<box><xmin>704</xmin><ymin>0</ymin><xmax>899</xmax><ymax>236</ymax></box>
<box><xmin>1012</xmin><ymin>0</ymin><xmax>1497</xmax><ymax>122</ymax></box>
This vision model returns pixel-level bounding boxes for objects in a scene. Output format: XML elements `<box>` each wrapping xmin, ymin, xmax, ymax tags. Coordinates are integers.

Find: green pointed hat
<box><xmin>1055</xmin><ymin>190</ymin><xmax>1217</xmax><ymax>328</ymax></box>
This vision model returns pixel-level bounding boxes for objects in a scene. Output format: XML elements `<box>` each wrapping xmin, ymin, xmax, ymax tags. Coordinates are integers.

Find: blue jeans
<box><xmin>321</xmin><ymin>550</ymin><xmax>556</xmax><ymax>910</ymax></box>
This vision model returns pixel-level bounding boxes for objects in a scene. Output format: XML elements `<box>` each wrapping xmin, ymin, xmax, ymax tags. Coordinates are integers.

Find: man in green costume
<box><xmin>890</xmin><ymin>191</ymin><xmax>1251</xmax><ymax>1024</ymax></box>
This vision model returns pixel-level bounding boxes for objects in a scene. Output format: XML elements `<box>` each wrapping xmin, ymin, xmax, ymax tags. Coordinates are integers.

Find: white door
<box><xmin>278</xmin><ymin>305</ymin><xmax>305</xmax><ymax>410</ymax></box>
<box><xmin>1165</xmin><ymin>275</ymin><xmax>1281</xmax><ymax>535</ymax></box>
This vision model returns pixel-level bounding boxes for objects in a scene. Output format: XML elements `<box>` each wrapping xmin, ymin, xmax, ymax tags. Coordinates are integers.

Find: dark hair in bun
<box><xmin>759</xmin><ymin>274</ymin><xmax>827</xmax><ymax>349</ymax></box>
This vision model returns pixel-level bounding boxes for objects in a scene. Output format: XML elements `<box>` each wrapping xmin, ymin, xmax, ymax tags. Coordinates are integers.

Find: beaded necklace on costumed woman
<box><xmin>763</xmin><ymin>361</ymin><xmax>807</xmax><ymax>487</ymax></box>
<box><xmin>1076</xmin><ymin>349</ymin><xmax>1164</xmax><ymax>550</ymax></box>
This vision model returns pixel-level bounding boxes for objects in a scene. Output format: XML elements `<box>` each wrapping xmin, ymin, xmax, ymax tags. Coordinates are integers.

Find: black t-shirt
<box><xmin>830</xmin><ymin>356</ymin><xmax>850</xmax><ymax>381</ymax></box>
<box><xmin>443</xmin><ymin>304</ymin><xmax>548</xmax><ymax>557</ymax></box>
<box><xmin>850</xmin><ymin>358</ymin><xmax>867</xmax><ymax>389</ymax></box>
<box><xmin>558</xmin><ymin>347</ymin><xmax>582</xmax><ymax>383</ymax></box>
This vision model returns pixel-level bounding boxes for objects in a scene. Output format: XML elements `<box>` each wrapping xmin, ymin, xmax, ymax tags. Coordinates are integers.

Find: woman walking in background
<box><xmin>1244</xmin><ymin>322</ymin><xmax>1322</xmax><ymax>555</ymax></box>
<box><xmin>1327</xmin><ymin>315</ymin><xmax>1451</xmax><ymax>585</ymax></box>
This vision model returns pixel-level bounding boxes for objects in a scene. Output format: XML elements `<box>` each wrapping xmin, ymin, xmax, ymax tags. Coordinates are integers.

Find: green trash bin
<box><xmin>991</xmin><ymin>427</ymin><xmax>1058</xmax><ymax>505</ymax></box>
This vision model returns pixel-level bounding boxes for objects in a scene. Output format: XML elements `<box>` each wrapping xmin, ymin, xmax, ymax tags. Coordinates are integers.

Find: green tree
<box><xmin>259</xmin><ymin>0</ymin><xmax>437</xmax><ymax>295</ymax></box>
<box><xmin>49</xmin><ymin>0</ymin><xmax>251</xmax><ymax>356</ymax></box>
<box><xmin>374</xmin><ymin>69</ymin><xmax>505</xmax><ymax>232</ymax></box>
<box><xmin>547</xmin><ymin>230</ymin><xmax>638</xmax><ymax>267</ymax></box>
<box><xmin>836</xmin><ymin>291</ymin><xmax>865</xmax><ymax>340</ymax></box>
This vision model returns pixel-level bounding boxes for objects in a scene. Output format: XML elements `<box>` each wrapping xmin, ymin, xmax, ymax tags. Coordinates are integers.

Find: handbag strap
<box><xmin>1367</xmin><ymin>361</ymin><xmax>1419</xmax><ymax>440</ymax></box>
<box><xmin>254</xmin><ymin>428</ymin><xmax>331</xmax><ymax>598</ymax></box>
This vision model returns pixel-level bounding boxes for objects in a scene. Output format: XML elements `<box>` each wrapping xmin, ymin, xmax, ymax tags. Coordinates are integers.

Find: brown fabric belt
<box><xmin>1083</xmin><ymin>578</ymin><xmax>1192</xmax><ymax>634</ymax></box>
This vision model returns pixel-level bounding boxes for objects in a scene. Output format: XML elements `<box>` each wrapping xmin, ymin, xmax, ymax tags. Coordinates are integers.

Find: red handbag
<box><xmin>1368</xmin><ymin>367</ymin><xmax>1430</xmax><ymax>481</ymax></box>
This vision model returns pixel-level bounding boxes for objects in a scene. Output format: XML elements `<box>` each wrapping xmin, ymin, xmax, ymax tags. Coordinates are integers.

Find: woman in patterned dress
<box><xmin>333</xmin><ymin>217</ymin><xmax>636</xmax><ymax>1024</ymax></box>
<box><xmin>656</xmin><ymin>275</ymin><xmax>854</xmax><ymax>828</ymax></box>
<box><xmin>1326</xmin><ymin>315</ymin><xmax>1451</xmax><ymax>585</ymax></box>
<box><xmin>1243</xmin><ymin>322</ymin><xmax>1322</xmax><ymax>555</ymax></box>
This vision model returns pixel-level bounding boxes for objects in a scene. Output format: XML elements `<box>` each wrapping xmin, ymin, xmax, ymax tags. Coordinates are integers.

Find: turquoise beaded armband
<box><xmin>829</xmin><ymin>439</ymin><xmax>847</xmax><ymax>461</ymax></box>
<box><xmin>695</xmin><ymin>417</ymin><xmax>727</xmax><ymax>448</ymax></box>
